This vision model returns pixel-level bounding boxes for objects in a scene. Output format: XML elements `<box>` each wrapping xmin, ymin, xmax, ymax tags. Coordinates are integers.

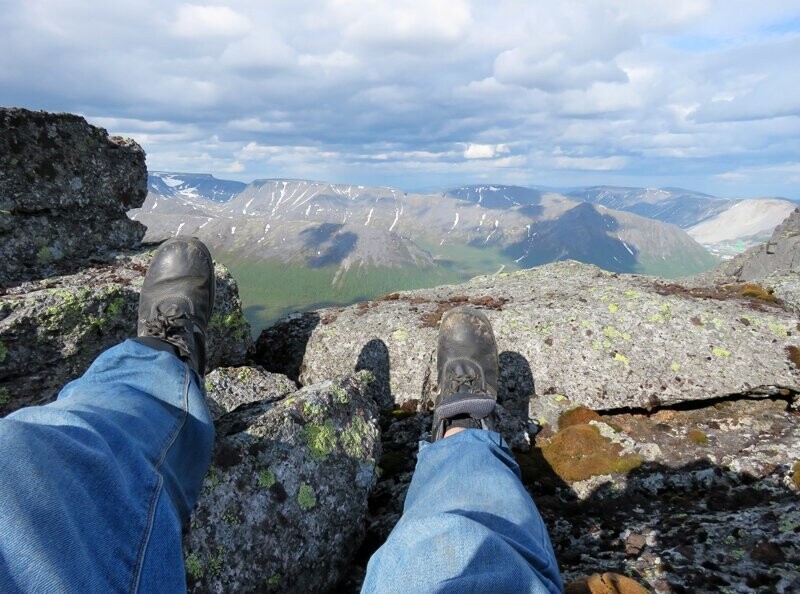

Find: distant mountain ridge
<box><xmin>133</xmin><ymin>177</ymin><xmax>717</xmax><ymax>275</ymax></box>
<box><xmin>133</xmin><ymin>173</ymin><xmax>796</xmax><ymax>328</ymax></box>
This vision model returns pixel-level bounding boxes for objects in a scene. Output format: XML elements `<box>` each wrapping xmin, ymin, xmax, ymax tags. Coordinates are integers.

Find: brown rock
<box><xmin>565</xmin><ymin>572</ymin><xmax>651</xmax><ymax>594</ymax></box>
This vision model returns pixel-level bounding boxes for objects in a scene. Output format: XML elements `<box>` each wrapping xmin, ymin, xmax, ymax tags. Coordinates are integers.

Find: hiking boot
<box><xmin>133</xmin><ymin>237</ymin><xmax>216</xmax><ymax>376</ymax></box>
<box><xmin>431</xmin><ymin>306</ymin><xmax>498</xmax><ymax>441</ymax></box>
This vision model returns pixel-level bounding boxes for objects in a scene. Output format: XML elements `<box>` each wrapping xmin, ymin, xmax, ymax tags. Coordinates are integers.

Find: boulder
<box><xmin>204</xmin><ymin>365</ymin><xmax>296</xmax><ymax>420</ymax></box>
<box><xmin>691</xmin><ymin>207</ymin><xmax>800</xmax><ymax>313</ymax></box>
<box><xmin>0</xmin><ymin>251</ymin><xmax>252</xmax><ymax>415</ymax></box>
<box><xmin>0</xmin><ymin>107</ymin><xmax>147</xmax><ymax>287</ymax></box>
<box><xmin>263</xmin><ymin>261</ymin><xmax>798</xmax><ymax>417</ymax></box>
<box><xmin>183</xmin><ymin>371</ymin><xmax>380</xmax><ymax>593</ymax></box>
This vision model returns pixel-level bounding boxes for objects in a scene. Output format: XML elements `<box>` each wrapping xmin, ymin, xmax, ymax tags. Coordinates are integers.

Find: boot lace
<box><xmin>141</xmin><ymin>306</ymin><xmax>193</xmax><ymax>356</ymax></box>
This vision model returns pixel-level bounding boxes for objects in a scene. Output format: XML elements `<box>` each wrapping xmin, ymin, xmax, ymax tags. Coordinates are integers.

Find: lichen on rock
<box><xmin>184</xmin><ymin>371</ymin><xmax>380</xmax><ymax>593</ymax></box>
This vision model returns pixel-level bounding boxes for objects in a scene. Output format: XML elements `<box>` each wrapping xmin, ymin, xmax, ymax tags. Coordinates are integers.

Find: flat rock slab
<box><xmin>184</xmin><ymin>372</ymin><xmax>380</xmax><ymax>593</ymax></box>
<box><xmin>204</xmin><ymin>365</ymin><xmax>296</xmax><ymax>420</ymax></box>
<box><xmin>283</xmin><ymin>261</ymin><xmax>799</xmax><ymax>412</ymax></box>
<box><xmin>0</xmin><ymin>250</ymin><xmax>252</xmax><ymax>414</ymax></box>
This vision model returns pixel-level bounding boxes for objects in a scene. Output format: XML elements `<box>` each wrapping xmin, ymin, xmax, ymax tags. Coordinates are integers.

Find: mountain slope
<box><xmin>687</xmin><ymin>198</ymin><xmax>797</xmax><ymax>246</ymax></box>
<box><xmin>131</xmin><ymin>176</ymin><xmax>720</xmax><ymax>329</ymax></box>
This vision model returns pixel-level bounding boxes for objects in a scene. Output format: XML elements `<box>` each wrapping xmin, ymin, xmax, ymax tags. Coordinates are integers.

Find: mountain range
<box><xmin>130</xmin><ymin>172</ymin><xmax>794</xmax><ymax>331</ymax></box>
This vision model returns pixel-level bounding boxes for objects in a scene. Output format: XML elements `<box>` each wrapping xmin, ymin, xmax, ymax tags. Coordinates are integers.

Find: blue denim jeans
<box><xmin>0</xmin><ymin>340</ymin><xmax>214</xmax><ymax>593</ymax></box>
<box><xmin>363</xmin><ymin>430</ymin><xmax>563</xmax><ymax>593</ymax></box>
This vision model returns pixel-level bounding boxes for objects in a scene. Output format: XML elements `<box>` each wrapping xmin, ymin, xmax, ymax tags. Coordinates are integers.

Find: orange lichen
<box><xmin>541</xmin><ymin>424</ymin><xmax>643</xmax><ymax>482</ymax></box>
<box><xmin>738</xmin><ymin>283</ymin><xmax>777</xmax><ymax>302</ymax></box>
<box><xmin>787</xmin><ymin>346</ymin><xmax>800</xmax><ymax>370</ymax></box>
<box><xmin>558</xmin><ymin>406</ymin><xmax>603</xmax><ymax>430</ymax></box>
<box><xmin>687</xmin><ymin>428</ymin><xmax>709</xmax><ymax>445</ymax></box>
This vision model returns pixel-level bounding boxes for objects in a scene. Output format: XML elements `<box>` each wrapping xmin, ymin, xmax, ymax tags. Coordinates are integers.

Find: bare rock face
<box><xmin>204</xmin><ymin>365</ymin><xmax>296</xmax><ymax>420</ymax></box>
<box><xmin>0</xmin><ymin>107</ymin><xmax>147</xmax><ymax>287</ymax></box>
<box><xmin>184</xmin><ymin>372</ymin><xmax>380</xmax><ymax>593</ymax></box>
<box><xmin>691</xmin><ymin>207</ymin><xmax>800</xmax><ymax>313</ymax></box>
<box><xmin>0</xmin><ymin>252</ymin><xmax>252</xmax><ymax>414</ymax></box>
<box><xmin>268</xmin><ymin>261</ymin><xmax>798</xmax><ymax>419</ymax></box>
<box><xmin>255</xmin><ymin>260</ymin><xmax>800</xmax><ymax>593</ymax></box>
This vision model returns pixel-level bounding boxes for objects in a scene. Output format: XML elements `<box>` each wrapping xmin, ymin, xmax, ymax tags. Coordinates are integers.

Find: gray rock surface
<box><xmin>691</xmin><ymin>207</ymin><xmax>800</xmax><ymax>313</ymax></box>
<box><xmin>204</xmin><ymin>365</ymin><xmax>296</xmax><ymax>421</ymax></box>
<box><xmin>255</xmin><ymin>259</ymin><xmax>799</xmax><ymax>593</ymax></box>
<box><xmin>280</xmin><ymin>261</ymin><xmax>798</xmax><ymax>417</ymax></box>
<box><xmin>0</xmin><ymin>251</ymin><xmax>252</xmax><ymax>414</ymax></box>
<box><xmin>0</xmin><ymin>108</ymin><xmax>148</xmax><ymax>287</ymax></box>
<box><xmin>184</xmin><ymin>371</ymin><xmax>380</xmax><ymax>593</ymax></box>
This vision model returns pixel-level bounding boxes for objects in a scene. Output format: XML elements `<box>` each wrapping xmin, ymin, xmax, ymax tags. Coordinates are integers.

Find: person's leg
<box><xmin>0</xmin><ymin>340</ymin><xmax>214</xmax><ymax>593</ymax></box>
<box><xmin>0</xmin><ymin>237</ymin><xmax>217</xmax><ymax>593</ymax></box>
<box><xmin>363</xmin><ymin>307</ymin><xmax>563</xmax><ymax>593</ymax></box>
<box><xmin>362</xmin><ymin>429</ymin><xmax>562</xmax><ymax>593</ymax></box>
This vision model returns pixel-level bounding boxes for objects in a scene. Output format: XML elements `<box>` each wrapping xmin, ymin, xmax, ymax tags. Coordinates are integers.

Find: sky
<box><xmin>1</xmin><ymin>1</ymin><xmax>800</xmax><ymax>198</ymax></box>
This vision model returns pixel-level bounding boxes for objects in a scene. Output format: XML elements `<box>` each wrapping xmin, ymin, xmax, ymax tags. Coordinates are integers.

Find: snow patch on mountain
<box><xmin>688</xmin><ymin>199</ymin><xmax>797</xmax><ymax>244</ymax></box>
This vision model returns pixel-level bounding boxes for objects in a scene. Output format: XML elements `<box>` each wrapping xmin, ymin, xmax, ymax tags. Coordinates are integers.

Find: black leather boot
<box><xmin>133</xmin><ymin>237</ymin><xmax>216</xmax><ymax>376</ymax></box>
<box><xmin>431</xmin><ymin>306</ymin><xmax>498</xmax><ymax>441</ymax></box>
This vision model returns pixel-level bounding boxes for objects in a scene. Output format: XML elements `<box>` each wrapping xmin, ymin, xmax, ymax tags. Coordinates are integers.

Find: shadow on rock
<box><xmin>254</xmin><ymin>311</ymin><xmax>320</xmax><ymax>383</ymax></box>
<box><xmin>498</xmin><ymin>350</ymin><xmax>536</xmax><ymax>449</ymax></box>
<box><xmin>356</xmin><ymin>338</ymin><xmax>393</xmax><ymax>410</ymax></box>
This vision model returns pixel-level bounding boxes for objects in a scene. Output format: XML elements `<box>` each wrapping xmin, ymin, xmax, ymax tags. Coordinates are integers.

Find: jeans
<box><xmin>0</xmin><ymin>341</ymin><xmax>561</xmax><ymax>592</ymax></box>
<box><xmin>0</xmin><ymin>340</ymin><xmax>214</xmax><ymax>593</ymax></box>
<box><xmin>362</xmin><ymin>430</ymin><xmax>563</xmax><ymax>594</ymax></box>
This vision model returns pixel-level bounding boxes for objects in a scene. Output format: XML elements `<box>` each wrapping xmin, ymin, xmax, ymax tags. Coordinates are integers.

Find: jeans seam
<box><xmin>128</xmin><ymin>363</ymin><xmax>191</xmax><ymax>594</ymax></box>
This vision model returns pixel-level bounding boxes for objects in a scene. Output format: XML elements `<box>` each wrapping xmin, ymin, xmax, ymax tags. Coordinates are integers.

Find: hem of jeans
<box><xmin>129</xmin><ymin>363</ymin><xmax>191</xmax><ymax>593</ymax></box>
<box><xmin>419</xmin><ymin>427</ymin><xmax>506</xmax><ymax>450</ymax></box>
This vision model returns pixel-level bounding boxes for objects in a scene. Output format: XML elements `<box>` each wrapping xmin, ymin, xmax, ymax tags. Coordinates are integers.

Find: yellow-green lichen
<box><xmin>712</xmin><ymin>347</ymin><xmax>731</xmax><ymax>357</ymax></box>
<box><xmin>185</xmin><ymin>552</ymin><xmax>204</xmax><ymax>581</ymax></box>
<box><xmin>614</xmin><ymin>353</ymin><xmax>630</xmax><ymax>366</ymax></box>
<box><xmin>330</xmin><ymin>384</ymin><xmax>349</xmax><ymax>405</ymax></box>
<box><xmin>0</xmin><ymin>387</ymin><xmax>9</xmax><ymax>407</ymax></box>
<box><xmin>0</xmin><ymin>341</ymin><xmax>6</xmax><ymax>364</ymax></box>
<box><xmin>671</xmin><ymin>362</ymin><xmax>682</xmax><ymax>373</ymax></box>
<box><xmin>258</xmin><ymin>469</ymin><xmax>276</xmax><ymax>488</ymax></box>
<box><xmin>608</xmin><ymin>303</ymin><xmax>619</xmax><ymax>313</ymax></box>
<box><xmin>392</xmin><ymin>328</ymin><xmax>409</xmax><ymax>342</ymax></box>
<box><xmin>297</xmin><ymin>483</ymin><xmax>317</xmax><ymax>510</ymax></box>
<box><xmin>207</xmin><ymin>546</ymin><xmax>224</xmax><ymax>577</ymax></box>
<box><xmin>357</xmin><ymin>370</ymin><xmax>376</xmax><ymax>388</ymax></box>
<box><xmin>624</xmin><ymin>290</ymin><xmax>639</xmax><ymax>298</ymax></box>
<box><xmin>266</xmin><ymin>574</ymin><xmax>281</xmax><ymax>586</ymax></box>
<box><xmin>236</xmin><ymin>367</ymin><xmax>254</xmax><ymax>383</ymax></box>
<box><xmin>209</xmin><ymin>310</ymin><xmax>249</xmax><ymax>341</ymax></box>
<box><xmin>35</xmin><ymin>245</ymin><xmax>53</xmax><ymax>265</ymax></box>
<box><xmin>303</xmin><ymin>420</ymin><xmax>336</xmax><ymax>461</ymax></box>
<box><xmin>222</xmin><ymin>509</ymin><xmax>241</xmax><ymax>525</ymax></box>
<box><xmin>769</xmin><ymin>323</ymin><xmax>789</xmax><ymax>338</ymax></box>
<box><xmin>341</xmin><ymin>415</ymin><xmax>372</xmax><ymax>458</ymax></box>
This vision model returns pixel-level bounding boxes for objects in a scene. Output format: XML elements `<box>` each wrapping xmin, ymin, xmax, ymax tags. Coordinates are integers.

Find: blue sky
<box><xmin>1</xmin><ymin>1</ymin><xmax>800</xmax><ymax>198</ymax></box>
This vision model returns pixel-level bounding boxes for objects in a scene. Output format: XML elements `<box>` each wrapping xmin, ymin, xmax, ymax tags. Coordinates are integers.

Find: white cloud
<box><xmin>2</xmin><ymin>0</ymin><xmax>800</xmax><ymax>196</ymax></box>
<box><xmin>334</xmin><ymin>0</ymin><xmax>471</xmax><ymax>50</ymax></box>
<box><xmin>171</xmin><ymin>4</ymin><xmax>250</xmax><ymax>39</ymax></box>
<box><xmin>463</xmin><ymin>143</ymin><xmax>509</xmax><ymax>159</ymax></box>
<box><xmin>552</xmin><ymin>155</ymin><xmax>629</xmax><ymax>171</ymax></box>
